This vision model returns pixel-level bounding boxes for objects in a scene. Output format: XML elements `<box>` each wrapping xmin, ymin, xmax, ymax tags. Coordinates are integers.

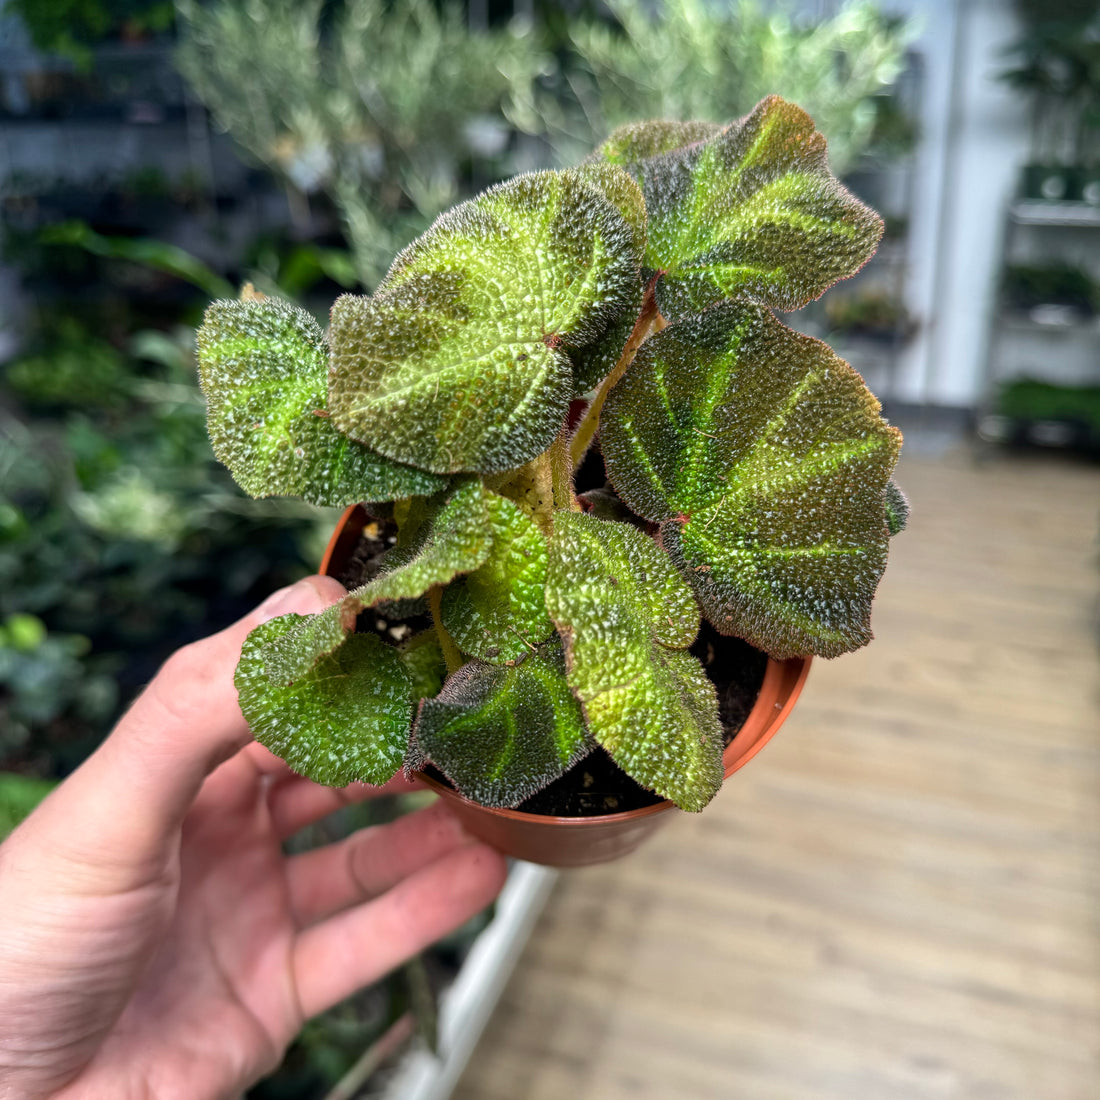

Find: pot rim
<box><xmin>321</xmin><ymin>502</ymin><xmax>812</xmax><ymax>830</ymax></box>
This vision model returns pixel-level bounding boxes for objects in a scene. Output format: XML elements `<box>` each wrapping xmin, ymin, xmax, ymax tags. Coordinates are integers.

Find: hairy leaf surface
<box><xmin>415</xmin><ymin>639</ymin><xmax>593</xmax><ymax>808</ymax></box>
<box><xmin>569</xmin><ymin>285</ymin><xmax>643</xmax><ymax>395</ymax></box>
<box><xmin>197</xmin><ymin>297</ymin><xmax>445</xmax><ymax>505</ymax></box>
<box><xmin>441</xmin><ymin>492</ymin><xmax>554</xmax><ymax>664</ymax></box>
<box><xmin>236</xmin><ymin>616</ymin><xmax>411</xmax><ymax>787</ymax></box>
<box><xmin>544</xmin><ymin>512</ymin><xmax>722</xmax><ymax>811</ymax></box>
<box><xmin>328</xmin><ymin>171</ymin><xmax>641</xmax><ymax>474</ymax></box>
<box><xmin>598</xmin><ymin>120</ymin><xmax>723</xmax><ymax>168</ymax></box>
<box><xmin>567</xmin><ymin>162</ymin><xmax>647</xmax><ymax>261</ymax></box>
<box><xmin>265</xmin><ymin>480</ymin><xmax>491</xmax><ymax>684</ymax></box>
<box><xmin>885</xmin><ymin>481</ymin><xmax>910</xmax><ymax>535</ymax></box>
<box><xmin>398</xmin><ymin>630</ymin><xmax>448</xmax><ymax>703</ymax></box>
<box><xmin>563</xmin><ymin>165</ymin><xmax>646</xmax><ymax>393</ymax></box>
<box><xmin>620</xmin><ymin>96</ymin><xmax>883</xmax><ymax>320</ymax></box>
<box><xmin>601</xmin><ymin>301</ymin><xmax>902</xmax><ymax>658</ymax></box>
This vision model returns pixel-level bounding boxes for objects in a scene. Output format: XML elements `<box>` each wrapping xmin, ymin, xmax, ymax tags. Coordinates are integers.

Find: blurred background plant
<box><xmin>555</xmin><ymin>0</ymin><xmax>916</xmax><ymax>170</ymax></box>
<box><xmin>175</xmin><ymin>0</ymin><xmax>551</xmax><ymax>286</ymax></box>
<box><xmin>173</xmin><ymin>0</ymin><xmax>916</xmax><ymax>285</ymax></box>
<box><xmin>6</xmin><ymin>0</ymin><xmax>174</xmax><ymax>69</ymax></box>
<box><xmin>998</xmin><ymin>0</ymin><xmax>1100</xmax><ymax>199</ymax></box>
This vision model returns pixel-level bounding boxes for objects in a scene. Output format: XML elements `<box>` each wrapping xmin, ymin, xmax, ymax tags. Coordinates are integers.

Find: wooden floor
<box><xmin>453</xmin><ymin>446</ymin><xmax>1100</xmax><ymax>1100</ymax></box>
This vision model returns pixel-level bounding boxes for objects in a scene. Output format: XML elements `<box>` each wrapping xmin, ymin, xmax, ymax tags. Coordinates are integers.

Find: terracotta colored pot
<box><xmin>321</xmin><ymin>504</ymin><xmax>812</xmax><ymax>868</ymax></box>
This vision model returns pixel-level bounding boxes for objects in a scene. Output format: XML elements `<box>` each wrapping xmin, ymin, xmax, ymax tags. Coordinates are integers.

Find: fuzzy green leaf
<box><xmin>562</xmin><ymin>164</ymin><xmax>646</xmax><ymax>394</ymax></box>
<box><xmin>601</xmin><ymin>301</ymin><xmax>902</xmax><ymax>659</ymax></box>
<box><xmin>597</xmin><ymin>120</ymin><xmax>723</xmax><ymax>167</ymax></box>
<box><xmin>567</xmin><ymin>162</ymin><xmax>648</xmax><ymax>262</ymax></box>
<box><xmin>398</xmin><ymin>630</ymin><xmax>448</xmax><ymax>703</ymax></box>
<box><xmin>569</xmin><ymin>285</ymin><xmax>643</xmax><ymax>395</ymax></box>
<box><xmin>414</xmin><ymin>639</ymin><xmax>593</xmax><ymax>808</ymax></box>
<box><xmin>264</xmin><ymin>480</ymin><xmax>492</xmax><ymax>684</ymax></box>
<box><xmin>544</xmin><ymin>512</ymin><xmax>722</xmax><ymax>812</ymax></box>
<box><xmin>885</xmin><ymin>481</ymin><xmax>910</xmax><ymax>535</ymax></box>
<box><xmin>328</xmin><ymin>171</ymin><xmax>642</xmax><ymax>474</ymax></box>
<box><xmin>622</xmin><ymin>96</ymin><xmax>883</xmax><ymax>320</ymax></box>
<box><xmin>236</xmin><ymin>616</ymin><xmax>411</xmax><ymax>787</ymax></box>
<box><xmin>197</xmin><ymin>297</ymin><xmax>446</xmax><ymax>506</ymax></box>
<box><xmin>440</xmin><ymin>492</ymin><xmax>554</xmax><ymax>664</ymax></box>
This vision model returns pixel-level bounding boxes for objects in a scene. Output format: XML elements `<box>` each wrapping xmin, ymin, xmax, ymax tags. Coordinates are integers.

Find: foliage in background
<box><xmin>1000</xmin><ymin>1</ymin><xmax>1100</xmax><ymax>166</ymax></box>
<box><xmin>0</xmin><ymin>771</ymin><xmax>56</xmax><ymax>840</ymax></box>
<box><xmin>996</xmin><ymin>377</ymin><xmax>1100</xmax><ymax>439</ymax></box>
<box><xmin>558</xmin><ymin>0</ymin><xmax>916</xmax><ymax>172</ymax></box>
<box><xmin>175</xmin><ymin>0</ymin><xmax>550</xmax><ymax>287</ymax></box>
<box><xmin>6</xmin><ymin>0</ymin><xmax>174</xmax><ymax>69</ymax></box>
<box><xmin>1</xmin><ymin>314</ymin><xmax>330</xmax><ymax>774</ymax></box>
<box><xmin>823</xmin><ymin>288</ymin><xmax>916</xmax><ymax>340</ymax></box>
<box><xmin>1002</xmin><ymin>262</ymin><xmax>1099</xmax><ymax>315</ymax></box>
<box><xmin>175</xmin><ymin>0</ymin><xmax>915</xmax><ymax>288</ymax></box>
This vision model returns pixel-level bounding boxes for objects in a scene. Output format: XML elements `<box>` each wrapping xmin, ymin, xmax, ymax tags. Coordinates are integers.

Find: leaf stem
<box><xmin>570</xmin><ymin>278</ymin><xmax>660</xmax><ymax>468</ymax></box>
<box><xmin>549</xmin><ymin>426</ymin><xmax>577</xmax><ymax>511</ymax></box>
<box><xmin>428</xmin><ymin>585</ymin><xmax>464</xmax><ymax>675</ymax></box>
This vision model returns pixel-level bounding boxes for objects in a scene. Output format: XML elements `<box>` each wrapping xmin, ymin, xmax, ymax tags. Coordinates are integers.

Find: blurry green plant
<box><xmin>559</xmin><ymin>0</ymin><xmax>917</xmax><ymax>173</ymax></box>
<box><xmin>824</xmin><ymin>288</ymin><xmax>916</xmax><ymax>340</ymax></box>
<box><xmin>1002</xmin><ymin>263</ymin><xmax>1099</xmax><ymax>315</ymax></box>
<box><xmin>1</xmin><ymin>319</ymin><xmax>331</xmax><ymax>772</ymax></box>
<box><xmin>0</xmin><ymin>771</ymin><xmax>56</xmax><ymax>841</ymax></box>
<box><xmin>7</xmin><ymin>0</ymin><xmax>174</xmax><ymax>69</ymax></box>
<box><xmin>999</xmin><ymin>2</ymin><xmax>1100</xmax><ymax>168</ymax></box>
<box><xmin>175</xmin><ymin>0</ymin><xmax>550</xmax><ymax>287</ymax></box>
<box><xmin>199</xmin><ymin>97</ymin><xmax>907</xmax><ymax>816</ymax></box>
<box><xmin>996</xmin><ymin>378</ymin><xmax>1100</xmax><ymax>438</ymax></box>
<box><xmin>39</xmin><ymin>221</ymin><xmax>235</xmax><ymax>299</ymax></box>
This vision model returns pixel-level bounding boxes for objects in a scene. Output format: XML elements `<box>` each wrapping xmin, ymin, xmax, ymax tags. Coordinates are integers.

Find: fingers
<box><xmin>268</xmin><ymin>772</ymin><xmax>424</xmax><ymax>841</ymax></box>
<box><xmin>292</xmin><ymin>843</ymin><xmax>508</xmax><ymax>1019</ymax></box>
<box><xmin>17</xmin><ymin>576</ymin><xmax>345</xmax><ymax>883</ymax></box>
<box><xmin>285</xmin><ymin>800</ymin><xmax>474</xmax><ymax>926</ymax></box>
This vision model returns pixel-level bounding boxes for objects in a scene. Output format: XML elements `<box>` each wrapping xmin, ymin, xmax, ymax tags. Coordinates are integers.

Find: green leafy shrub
<box><xmin>823</xmin><ymin>287</ymin><xmax>916</xmax><ymax>338</ymax></box>
<box><xmin>1</xmin><ymin>321</ymin><xmax>329</xmax><ymax>772</ymax></box>
<box><xmin>1002</xmin><ymin>263</ymin><xmax>1099</xmax><ymax>316</ymax></box>
<box><xmin>198</xmin><ymin>97</ymin><xmax>906</xmax><ymax>814</ymax></box>
<box><xmin>0</xmin><ymin>771</ymin><xmax>56</xmax><ymax>841</ymax></box>
<box><xmin>8</xmin><ymin>0</ymin><xmax>174</xmax><ymax>69</ymax></box>
<box><xmin>996</xmin><ymin>378</ymin><xmax>1100</xmax><ymax>439</ymax></box>
<box><xmin>561</xmin><ymin>0</ymin><xmax>916</xmax><ymax>173</ymax></box>
<box><xmin>175</xmin><ymin>0</ymin><xmax>549</xmax><ymax>286</ymax></box>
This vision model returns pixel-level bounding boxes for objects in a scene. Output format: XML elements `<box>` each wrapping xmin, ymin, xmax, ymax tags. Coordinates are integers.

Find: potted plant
<box><xmin>1001</xmin><ymin>1</ymin><xmax>1100</xmax><ymax>202</ymax></box>
<box><xmin>197</xmin><ymin>95</ymin><xmax>907</xmax><ymax>868</ymax></box>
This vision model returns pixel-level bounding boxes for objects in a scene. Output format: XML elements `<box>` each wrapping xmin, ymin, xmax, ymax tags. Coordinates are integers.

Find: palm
<box><xmin>50</xmin><ymin>747</ymin><xmax>504</xmax><ymax>1100</ymax></box>
<box><xmin>0</xmin><ymin>579</ymin><xmax>507</xmax><ymax>1100</ymax></box>
<box><xmin>78</xmin><ymin>752</ymin><xmax>302</xmax><ymax>1094</ymax></box>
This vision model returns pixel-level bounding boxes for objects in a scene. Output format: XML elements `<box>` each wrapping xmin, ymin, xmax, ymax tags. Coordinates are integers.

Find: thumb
<box><xmin>14</xmin><ymin>576</ymin><xmax>345</xmax><ymax>876</ymax></box>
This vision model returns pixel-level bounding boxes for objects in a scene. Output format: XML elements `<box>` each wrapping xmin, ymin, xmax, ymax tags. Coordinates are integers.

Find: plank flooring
<box><xmin>453</xmin><ymin>447</ymin><xmax>1100</xmax><ymax>1100</ymax></box>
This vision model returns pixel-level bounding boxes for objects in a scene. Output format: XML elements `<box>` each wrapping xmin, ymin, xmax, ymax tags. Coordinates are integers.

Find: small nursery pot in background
<box><xmin>322</xmin><ymin>505</ymin><xmax>812</xmax><ymax>868</ymax></box>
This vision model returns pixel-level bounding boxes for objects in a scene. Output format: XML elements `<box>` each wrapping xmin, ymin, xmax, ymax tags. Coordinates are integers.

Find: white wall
<box><xmin>895</xmin><ymin>0</ymin><xmax>1030</xmax><ymax>407</ymax></box>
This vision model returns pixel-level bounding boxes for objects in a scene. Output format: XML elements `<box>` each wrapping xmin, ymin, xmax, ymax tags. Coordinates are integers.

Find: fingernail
<box><xmin>256</xmin><ymin>580</ymin><xmax>312</xmax><ymax>623</ymax></box>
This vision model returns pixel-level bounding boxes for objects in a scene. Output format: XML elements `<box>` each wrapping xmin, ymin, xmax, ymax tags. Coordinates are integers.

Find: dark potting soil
<box><xmin>332</xmin><ymin>514</ymin><xmax>397</xmax><ymax>590</ymax></box>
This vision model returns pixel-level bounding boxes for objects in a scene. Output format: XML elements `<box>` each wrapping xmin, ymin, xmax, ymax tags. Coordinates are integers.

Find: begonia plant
<box><xmin>198</xmin><ymin>96</ymin><xmax>906</xmax><ymax>814</ymax></box>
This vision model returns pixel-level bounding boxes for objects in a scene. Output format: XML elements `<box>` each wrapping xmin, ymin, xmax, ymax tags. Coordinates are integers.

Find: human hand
<box><xmin>0</xmin><ymin>577</ymin><xmax>507</xmax><ymax>1100</ymax></box>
